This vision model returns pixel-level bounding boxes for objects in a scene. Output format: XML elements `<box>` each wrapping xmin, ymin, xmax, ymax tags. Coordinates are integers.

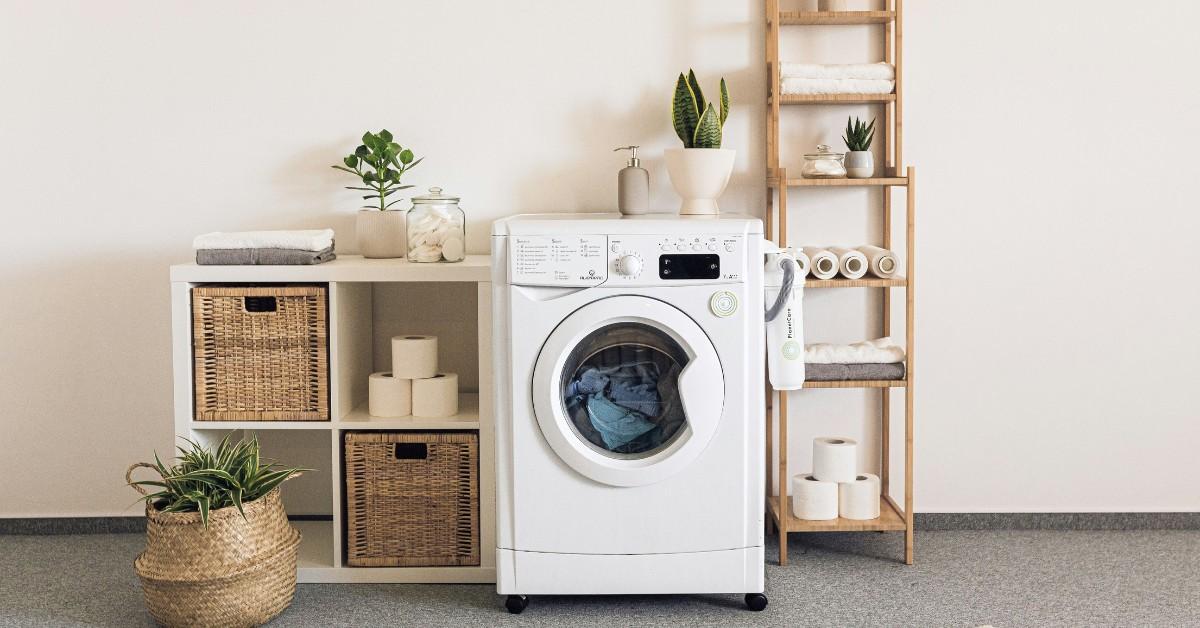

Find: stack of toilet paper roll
<box><xmin>367</xmin><ymin>335</ymin><xmax>460</xmax><ymax>418</ymax></box>
<box><xmin>791</xmin><ymin>437</ymin><xmax>882</xmax><ymax>521</ymax></box>
<box><xmin>799</xmin><ymin>245</ymin><xmax>897</xmax><ymax>280</ymax></box>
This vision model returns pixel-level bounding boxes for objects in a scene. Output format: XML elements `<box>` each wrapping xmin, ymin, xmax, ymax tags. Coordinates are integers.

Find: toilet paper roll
<box><xmin>813</xmin><ymin>436</ymin><xmax>858</xmax><ymax>483</ymax></box>
<box><xmin>791</xmin><ymin>473</ymin><xmax>839</xmax><ymax>520</ymax></box>
<box><xmin>801</xmin><ymin>246</ymin><xmax>839</xmax><ymax>280</ymax></box>
<box><xmin>829</xmin><ymin>246</ymin><xmax>869</xmax><ymax>280</ymax></box>
<box><xmin>412</xmin><ymin>372</ymin><xmax>459</xmax><ymax>418</ymax></box>
<box><xmin>368</xmin><ymin>372</ymin><xmax>411</xmax><ymax>417</ymax></box>
<box><xmin>857</xmin><ymin>245</ymin><xmax>898</xmax><ymax>278</ymax></box>
<box><xmin>790</xmin><ymin>248</ymin><xmax>810</xmax><ymax>277</ymax></box>
<box><xmin>839</xmin><ymin>473</ymin><xmax>882</xmax><ymax>520</ymax></box>
<box><xmin>391</xmin><ymin>335</ymin><xmax>438</xmax><ymax>379</ymax></box>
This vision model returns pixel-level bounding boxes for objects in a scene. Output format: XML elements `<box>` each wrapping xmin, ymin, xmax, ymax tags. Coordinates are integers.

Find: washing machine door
<box><xmin>532</xmin><ymin>295</ymin><xmax>724</xmax><ymax>487</ymax></box>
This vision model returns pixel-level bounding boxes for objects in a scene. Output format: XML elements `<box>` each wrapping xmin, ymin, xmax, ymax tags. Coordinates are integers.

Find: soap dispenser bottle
<box><xmin>614</xmin><ymin>145</ymin><xmax>649</xmax><ymax>215</ymax></box>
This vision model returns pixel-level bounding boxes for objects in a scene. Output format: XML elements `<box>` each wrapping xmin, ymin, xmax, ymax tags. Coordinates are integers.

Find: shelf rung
<box><xmin>769</xmin><ymin>176</ymin><xmax>908</xmax><ymax>188</ymax></box>
<box><xmin>775</xmin><ymin>93</ymin><xmax>895</xmax><ymax>105</ymax></box>
<box><xmin>775</xmin><ymin>10</ymin><xmax>896</xmax><ymax>25</ymax></box>
<box><xmin>806</xmin><ymin>276</ymin><xmax>906</xmax><ymax>289</ymax></box>
<box><xmin>767</xmin><ymin>495</ymin><xmax>907</xmax><ymax>532</ymax></box>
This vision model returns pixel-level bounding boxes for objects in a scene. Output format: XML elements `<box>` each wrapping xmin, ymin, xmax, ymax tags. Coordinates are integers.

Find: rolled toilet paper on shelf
<box><xmin>839</xmin><ymin>473</ymin><xmax>882</xmax><ymax>520</ymax></box>
<box><xmin>790</xmin><ymin>248</ymin><xmax>810</xmax><ymax>277</ymax></box>
<box><xmin>412</xmin><ymin>372</ymin><xmax>459</xmax><ymax>418</ymax></box>
<box><xmin>801</xmin><ymin>246</ymin><xmax>839</xmax><ymax>280</ymax></box>
<box><xmin>857</xmin><ymin>245</ymin><xmax>898</xmax><ymax>278</ymax></box>
<box><xmin>391</xmin><ymin>335</ymin><xmax>438</xmax><ymax>379</ymax></box>
<box><xmin>813</xmin><ymin>436</ymin><xmax>858</xmax><ymax>483</ymax></box>
<box><xmin>791</xmin><ymin>473</ymin><xmax>839</xmax><ymax>520</ymax></box>
<box><xmin>829</xmin><ymin>246</ymin><xmax>869</xmax><ymax>280</ymax></box>
<box><xmin>368</xmin><ymin>372</ymin><xmax>412</xmax><ymax>417</ymax></box>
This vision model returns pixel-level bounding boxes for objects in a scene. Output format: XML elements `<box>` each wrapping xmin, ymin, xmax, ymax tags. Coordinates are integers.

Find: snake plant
<box><xmin>332</xmin><ymin>129</ymin><xmax>423</xmax><ymax>210</ymax></box>
<box><xmin>843</xmin><ymin>116</ymin><xmax>876</xmax><ymax>152</ymax></box>
<box><xmin>129</xmin><ymin>434</ymin><xmax>308</xmax><ymax>528</ymax></box>
<box><xmin>672</xmin><ymin>70</ymin><xmax>730</xmax><ymax>149</ymax></box>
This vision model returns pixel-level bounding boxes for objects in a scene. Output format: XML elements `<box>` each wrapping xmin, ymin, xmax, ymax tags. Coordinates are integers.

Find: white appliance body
<box><xmin>492</xmin><ymin>213</ymin><xmax>765</xmax><ymax>595</ymax></box>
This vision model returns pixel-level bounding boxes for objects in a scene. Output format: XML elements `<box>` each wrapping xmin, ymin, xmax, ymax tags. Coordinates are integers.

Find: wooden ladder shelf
<box><xmin>764</xmin><ymin>0</ymin><xmax>916</xmax><ymax>566</ymax></box>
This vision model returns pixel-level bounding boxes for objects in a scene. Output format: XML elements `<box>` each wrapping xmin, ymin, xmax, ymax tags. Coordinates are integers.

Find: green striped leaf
<box><xmin>672</xmin><ymin>73</ymin><xmax>699</xmax><ymax>148</ymax></box>
<box><xmin>693</xmin><ymin>102</ymin><xmax>723</xmax><ymax>149</ymax></box>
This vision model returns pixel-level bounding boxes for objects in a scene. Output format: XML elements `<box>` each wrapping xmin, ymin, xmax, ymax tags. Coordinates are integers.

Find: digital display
<box><xmin>659</xmin><ymin>254</ymin><xmax>720</xmax><ymax>280</ymax></box>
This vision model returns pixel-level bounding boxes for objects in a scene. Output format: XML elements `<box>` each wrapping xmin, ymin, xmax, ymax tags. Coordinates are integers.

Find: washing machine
<box><xmin>491</xmin><ymin>213</ymin><xmax>767</xmax><ymax>614</ymax></box>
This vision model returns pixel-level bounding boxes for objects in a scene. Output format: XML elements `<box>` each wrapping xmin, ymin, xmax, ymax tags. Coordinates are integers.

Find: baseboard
<box><xmin>0</xmin><ymin>514</ymin><xmax>333</xmax><ymax>535</ymax></box>
<box><xmin>915</xmin><ymin>512</ymin><xmax>1200</xmax><ymax>530</ymax></box>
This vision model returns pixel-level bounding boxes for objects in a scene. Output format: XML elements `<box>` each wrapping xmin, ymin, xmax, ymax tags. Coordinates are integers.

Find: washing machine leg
<box><xmin>505</xmin><ymin>595</ymin><xmax>529</xmax><ymax>614</ymax></box>
<box><xmin>745</xmin><ymin>593</ymin><xmax>768</xmax><ymax>611</ymax></box>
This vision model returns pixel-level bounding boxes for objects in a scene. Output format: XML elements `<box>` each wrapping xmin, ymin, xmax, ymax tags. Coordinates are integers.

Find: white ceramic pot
<box><xmin>356</xmin><ymin>209</ymin><xmax>406</xmax><ymax>259</ymax></box>
<box><xmin>664</xmin><ymin>148</ymin><xmax>736</xmax><ymax>215</ymax></box>
<box><xmin>845</xmin><ymin>151</ymin><xmax>874</xmax><ymax>179</ymax></box>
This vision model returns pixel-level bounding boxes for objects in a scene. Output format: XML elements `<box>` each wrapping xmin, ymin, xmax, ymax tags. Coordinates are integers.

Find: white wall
<box><xmin>1</xmin><ymin>0</ymin><xmax>1196</xmax><ymax>516</ymax></box>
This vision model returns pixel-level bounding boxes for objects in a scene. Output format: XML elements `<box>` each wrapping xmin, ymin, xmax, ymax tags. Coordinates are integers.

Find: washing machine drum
<box><xmin>532</xmin><ymin>296</ymin><xmax>725</xmax><ymax>487</ymax></box>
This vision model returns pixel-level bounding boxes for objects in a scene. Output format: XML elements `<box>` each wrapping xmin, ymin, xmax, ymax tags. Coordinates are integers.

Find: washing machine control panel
<box><xmin>510</xmin><ymin>233</ymin><xmax>745</xmax><ymax>286</ymax></box>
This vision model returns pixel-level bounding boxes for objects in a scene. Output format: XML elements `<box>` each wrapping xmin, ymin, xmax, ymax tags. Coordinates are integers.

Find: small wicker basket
<box><xmin>344</xmin><ymin>432</ymin><xmax>480</xmax><ymax>567</ymax></box>
<box><xmin>192</xmin><ymin>285</ymin><xmax>329</xmax><ymax>421</ymax></box>
<box><xmin>128</xmin><ymin>464</ymin><xmax>301</xmax><ymax>627</ymax></box>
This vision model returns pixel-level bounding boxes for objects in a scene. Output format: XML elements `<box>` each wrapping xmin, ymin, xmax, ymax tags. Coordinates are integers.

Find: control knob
<box><xmin>617</xmin><ymin>254</ymin><xmax>643</xmax><ymax>277</ymax></box>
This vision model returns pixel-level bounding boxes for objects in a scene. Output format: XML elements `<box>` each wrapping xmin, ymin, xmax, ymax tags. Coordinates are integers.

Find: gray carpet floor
<box><xmin>1</xmin><ymin>530</ymin><xmax>1197</xmax><ymax>627</ymax></box>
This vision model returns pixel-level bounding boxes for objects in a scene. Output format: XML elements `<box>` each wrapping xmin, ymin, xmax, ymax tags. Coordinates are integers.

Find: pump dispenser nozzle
<box><xmin>614</xmin><ymin>145</ymin><xmax>641</xmax><ymax>167</ymax></box>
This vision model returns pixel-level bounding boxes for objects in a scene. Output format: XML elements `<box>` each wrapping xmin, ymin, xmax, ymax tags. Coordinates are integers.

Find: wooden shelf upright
<box><xmin>764</xmin><ymin>0</ymin><xmax>915</xmax><ymax>566</ymax></box>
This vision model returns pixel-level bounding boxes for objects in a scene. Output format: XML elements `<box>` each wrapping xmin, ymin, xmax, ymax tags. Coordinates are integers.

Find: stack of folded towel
<box><xmin>781</xmin><ymin>62</ymin><xmax>895</xmax><ymax>95</ymax></box>
<box><xmin>193</xmin><ymin>229</ymin><xmax>337</xmax><ymax>265</ymax></box>
<box><xmin>804</xmin><ymin>338</ymin><xmax>906</xmax><ymax>382</ymax></box>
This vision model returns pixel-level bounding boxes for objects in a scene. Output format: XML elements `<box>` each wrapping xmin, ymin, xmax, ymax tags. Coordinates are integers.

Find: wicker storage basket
<box><xmin>192</xmin><ymin>285</ymin><xmax>328</xmax><ymax>421</ymax></box>
<box><xmin>344</xmin><ymin>432</ymin><xmax>480</xmax><ymax>567</ymax></box>
<box><xmin>128</xmin><ymin>465</ymin><xmax>301</xmax><ymax>627</ymax></box>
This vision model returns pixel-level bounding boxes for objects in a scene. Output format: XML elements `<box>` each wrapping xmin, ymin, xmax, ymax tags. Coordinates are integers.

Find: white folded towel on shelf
<box><xmin>780</xmin><ymin>62</ymin><xmax>895</xmax><ymax>80</ymax></box>
<box><xmin>805</xmin><ymin>338</ymin><xmax>905</xmax><ymax>364</ymax></box>
<box><xmin>193</xmin><ymin>229</ymin><xmax>336</xmax><ymax>251</ymax></box>
<box><xmin>782</xmin><ymin>78</ymin><xmax>895</xmax><ymax>95</ymax></box>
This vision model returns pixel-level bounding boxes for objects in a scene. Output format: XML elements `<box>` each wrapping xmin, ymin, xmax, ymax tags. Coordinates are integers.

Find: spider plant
<box><xmin>129</xmin><ymin>435</ymin><xmax>308</xmax><ymax>528</ymax></box>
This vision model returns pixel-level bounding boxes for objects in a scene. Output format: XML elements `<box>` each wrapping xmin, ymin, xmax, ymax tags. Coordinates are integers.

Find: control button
<box><xmin>660</xmin><ymin>243</ymin><xmax>672</xmax><ymax>252</ymax></box>
<box><xmin>691</xmin><ymin>242</ymin><xmax>703</xmax><ymax>251</ymax></box>
<box><xmin>707</xmin><ymin>242</ymin><xmax>718</xmax><ymax>251</ymax></box>
<box><xmin>611</xmin><ymin>243</ymin><xmax>621</xmax><ymax>253</ymax></box>
<box><xmin>709</xmin><ymin>290</ymin><xmax>739</xmax><ymax>318</ymax></box>
<box><xmin>724</xmin><ymin>243</ymin><xmax>735</xmax><ymax>252</ymax></box>
<box><xmin>617</xmin><ymin>254</ymin><xmax>643</xmax><ymax>277</ymax></box>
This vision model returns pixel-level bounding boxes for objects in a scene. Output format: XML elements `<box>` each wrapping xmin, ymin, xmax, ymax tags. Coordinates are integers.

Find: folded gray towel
<box><xmin>805</xmin><ymin>362</ymin><xmax>906</xmax><ymax>382</ymax></box>
<box><xmin>196</xmin><ymin>246</ymin><xmax>336</xmax><ymax>265</ymax></box>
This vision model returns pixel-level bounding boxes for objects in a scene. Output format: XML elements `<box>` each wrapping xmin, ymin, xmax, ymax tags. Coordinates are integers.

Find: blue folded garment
<box><xmin>585</xmin><ymin>393</ymin><xmax>657</xmax><ymax>450</ymax></box>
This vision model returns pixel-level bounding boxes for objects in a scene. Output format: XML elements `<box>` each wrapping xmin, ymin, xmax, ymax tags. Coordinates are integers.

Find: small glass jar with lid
<box><xmin>800</xmin><ymin>144</ymin><xmax>847</xmax><ymax>179</ymax></box>
<box><xmin>406</xmin><ymin>186</ymin><xmax>466</xmax><ymax>263</ymax></box>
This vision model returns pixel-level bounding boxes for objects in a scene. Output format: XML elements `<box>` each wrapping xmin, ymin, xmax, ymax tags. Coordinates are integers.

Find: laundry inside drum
<box><xmin>559</xmin><ymin>322</ymin><xmax>690</xmax><ymax>458</ymax></box>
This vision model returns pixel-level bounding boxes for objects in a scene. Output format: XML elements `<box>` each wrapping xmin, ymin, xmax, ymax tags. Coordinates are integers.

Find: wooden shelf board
<box><xmin>768</xmin><ymin>495</ymin><xmax>907</xmax><ymax>532</ymax></box>
<box><xmin>777</xmin><ymin>93</ymin><xmax>896</xmax><ymax>105</ymax></box>
<box><xmin>802</xmin><ymin>379</ymin><xmax>907</xmax><ymax>389</ymax></box>
<box><xmin>777</xmin><ymin>10</ymin><xmax>896</xmax><ymax>25</ymax></box>
<box><xmin>807</xmin><ymin>276</ymin><xmax>906</xmax><ymax>289</ymax></box>
<box><xmin>170</xmin><ymin>254</ymin><xmax>492</xmax><ymax>283</ymax></box>
<box><xmin>337</xmin><ymin>393</ymin><xmax>480</xmax><ymax>430</ymax></box>
<box><xmin>770</xmin><ymin>176</ymin><xmax>908</xmax><ymax>188</ymax></box>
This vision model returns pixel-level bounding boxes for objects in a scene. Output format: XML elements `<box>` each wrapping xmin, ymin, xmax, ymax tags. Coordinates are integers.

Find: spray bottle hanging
<box><xmin>614</xmin><ymin>145</ymin><xmax>649</xmax><ymax>215</ymax></box>
<box><xmin>764</xmin><ymin>247</ymin><xmax>805</xmax><ymax>390</ymax></box>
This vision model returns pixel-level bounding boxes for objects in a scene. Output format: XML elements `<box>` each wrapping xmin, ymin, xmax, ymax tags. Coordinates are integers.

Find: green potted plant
<box><xmin>333</xmin><ymin>129</ymin><xmax>423</xmax><ymax>258</ymax></box>
<box><xmin>127</xmin><ymin>435</ymin><xmax>308</xmax><ymax>627</ymax></box>
<box><xmin>665</xmin><ymin>70</ymin><xmax>734</xmax><ymax>215</ymax></box>
<box><xmin>842</xmin><ymin>116</ymin><xmax>875</xmax><ymax>179</ymax></box>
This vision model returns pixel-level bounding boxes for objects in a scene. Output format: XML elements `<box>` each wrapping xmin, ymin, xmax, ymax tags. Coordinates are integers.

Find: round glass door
<box><xmin>560</xmin><ymin>323</ymin><xmax>689</xmax><ymax>459</ymax></box>
<box><xmin>532</xmin><ymin>295</ymin><xmax>725</xmax><ymax>487</ymax></box>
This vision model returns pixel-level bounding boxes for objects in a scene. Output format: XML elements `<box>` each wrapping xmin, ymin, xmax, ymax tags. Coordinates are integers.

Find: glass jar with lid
<box><xmin>406</xmin><ymin>186</ymin><xmax>466</xmax><ymax>263</ymax></box>
<box><xmin>800</xmin><ymin>144</ymin><xmax>847</xmax><ymax>179</ymax></box>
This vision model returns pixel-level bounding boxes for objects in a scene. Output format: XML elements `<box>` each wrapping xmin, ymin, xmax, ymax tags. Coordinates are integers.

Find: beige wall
<box><xmin>1</xmin><ymin>1</ymin><xmax>1197</xmax><ymax>516</ymax></box>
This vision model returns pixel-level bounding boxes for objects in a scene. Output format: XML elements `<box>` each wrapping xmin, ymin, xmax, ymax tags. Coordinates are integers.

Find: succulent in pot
<box><xmin>842</xmin><ymin>116</ymin><xmax>875</xmax><ymax>179</ymax></box>
<box><xmin>665</xmin><ymin>70</ymin><xmax>735</xmax><ymax>215</ymax></box>
<box><xmin>332</xmin><ymin>129</ymin><xmax>423</xmax><ymax>258</ymax></box>
<box><xmin>126</xmin><ymin>435</ymin><xmax>309</xmax><ymax>627</ymax></box>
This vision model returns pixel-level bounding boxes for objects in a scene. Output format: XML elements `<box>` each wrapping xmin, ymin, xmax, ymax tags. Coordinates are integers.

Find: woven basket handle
<box><xmin>125</xmin><ymin>462</ymin><xmax>160</xmax><ymax>496</ymax></box>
